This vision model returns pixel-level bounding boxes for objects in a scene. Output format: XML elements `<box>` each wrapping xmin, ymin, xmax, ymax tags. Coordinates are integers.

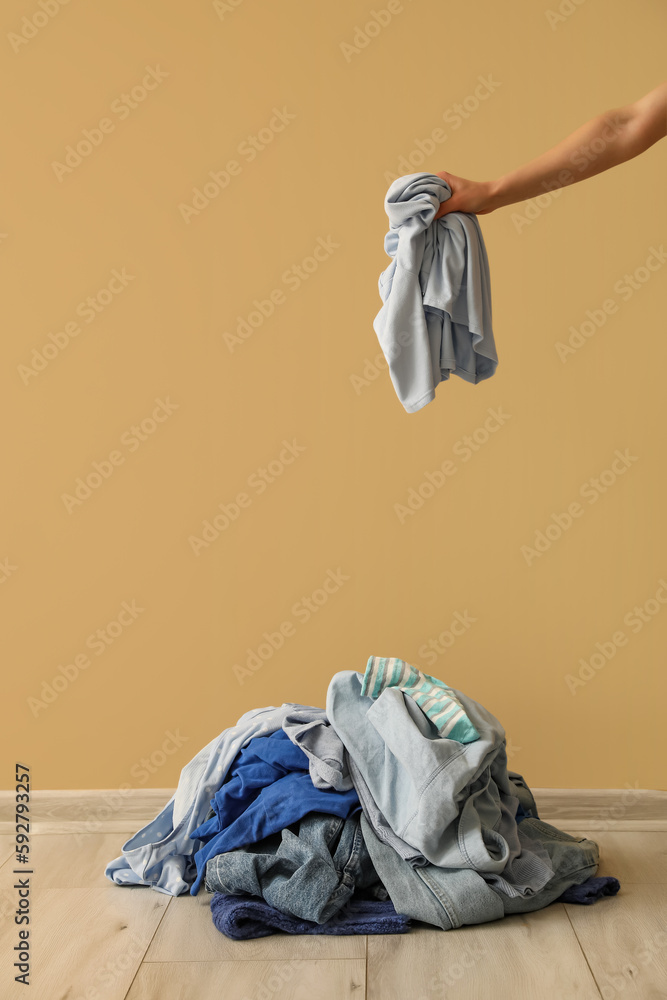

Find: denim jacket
<box><xmin>327</xmin><ymin>670</ymin><xmax>555</xmax><ymax>897</ymax></box>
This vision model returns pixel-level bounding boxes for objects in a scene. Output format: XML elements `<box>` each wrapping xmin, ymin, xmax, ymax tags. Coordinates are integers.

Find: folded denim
<box><xmin>105</xmin><ymin>703</ymin><xmax>341</xmax><ymax>896</ymax></box>
<box><xmin>360</xmin><ymin>812</ymin><xmax>600</xmax><ymax>930</ymax></box>
<box><xmin>327</xmin><ymin>671</ymin><xmax>554</xmax><ymax>897</ymax></box>
<box><xmin>210</xmin><ymin>893</ymin><xmax>411</xmax><ymax>939</ymax></box>
<box><xmin>205</xmin><ymin>811</ymin><xmax>385</xmax><ymax>925</ymax></box>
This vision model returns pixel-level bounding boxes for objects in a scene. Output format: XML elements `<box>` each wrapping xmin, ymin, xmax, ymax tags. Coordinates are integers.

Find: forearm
<box><xmin>489</xmin><ymin>82</ymin><xmax>667</xmax><ymax>210</ymax></box>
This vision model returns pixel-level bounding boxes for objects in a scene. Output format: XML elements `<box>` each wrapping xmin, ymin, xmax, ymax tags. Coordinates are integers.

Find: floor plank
<box><xmin>0</xmin><ymin>886</ymin><xmax>169</xmax><ymax>1000</ymax></box>
<box><xmin>565</xmin><ymin>831</ymin><xmax>667</xmax><ymax>883</ymax></box>
<box><xmin>566</xmin><ymin>883</ymin><xmax>667</xmax><ymax>999</ymax></box>
<box><xmin>0</xmin><ymin>836</ymin><xmax>17</xmax><ymax>867</ymax></box>
<box><xmin>145</xmin><ymin>888</ymin><xmax>366</xmax><ymax>962</ymax></box>
<box><xmin>367</xmin><ymin>904</ymin><xmax>602</xmax><ymax>1000</ymax></box>
<box><xmin>126</xmin><ymin>959</ymin><xmax>366</xmax><ymax>999</ymax></box>
<box><xmin>33</xmin><ymin>832</ymin><xmax>132</xmax><ymax>889</ymax></box>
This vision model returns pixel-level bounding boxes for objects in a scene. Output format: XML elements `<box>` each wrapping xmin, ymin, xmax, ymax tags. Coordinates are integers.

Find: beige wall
<box><xmin>4</xmin><ymin>0</ymin><xmax>666</xmax><ymax>790</ymax></box>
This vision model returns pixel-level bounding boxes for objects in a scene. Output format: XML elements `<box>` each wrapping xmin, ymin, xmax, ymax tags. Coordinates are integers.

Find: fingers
<box><xmin>434</xmin><ymin>171</ymin><xmax>459</xmax><ymax>218</ymax></box>
<box><xmin>434</xmin><ymin>198</ymin><xmax>459</xmax><ymax>219</ymax></box>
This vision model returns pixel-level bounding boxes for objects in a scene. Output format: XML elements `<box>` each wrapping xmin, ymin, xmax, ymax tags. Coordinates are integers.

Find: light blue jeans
<box><xmin>361</xmin><ymin>812</ymin><xmax>599</xmax><ymax>929</ymax></box>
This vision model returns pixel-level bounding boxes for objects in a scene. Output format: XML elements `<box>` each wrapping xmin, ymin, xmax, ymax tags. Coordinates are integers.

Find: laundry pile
<box><xmin>105</xmin><ymin>658</ymin><xmax>619</xmax><ymax>939</ymax></box>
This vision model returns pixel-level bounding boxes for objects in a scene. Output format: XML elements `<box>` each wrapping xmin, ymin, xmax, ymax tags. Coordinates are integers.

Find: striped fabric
<box><xmin>361</xmin><ymin>656</ymin><xmax>480</xmax><ymax>744</ymax></box>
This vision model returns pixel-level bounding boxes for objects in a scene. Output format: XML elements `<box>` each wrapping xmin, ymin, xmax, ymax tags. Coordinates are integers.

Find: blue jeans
<box><xmin>204</xmin><ymin>810</ymin><xmax>386</xmax><ymax>925</ymax></box>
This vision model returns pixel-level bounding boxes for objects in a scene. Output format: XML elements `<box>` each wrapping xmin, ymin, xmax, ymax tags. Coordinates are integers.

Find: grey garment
<box><xmin>373</xmin><ymin>172</ymin><xmax>497</xmax><ymax>414</ymax></box>
<box><xmin>204</xmin><ymin>811</ymin><xmax>387</xmax><ymax>925</ymax></box>
<box><xmin>361</xmin><ymin>812</ymin><xmax>599</xmax><ymax>930</ymax></box>
<box><xmin>327</xmin><ymin>671</ymin><xmax>553</xmax><ymax>897</ymax></box>
<box><xmin>282</xmin><ymin>712</ymin><xmax>353</xmax><ymax>792</ymax></box>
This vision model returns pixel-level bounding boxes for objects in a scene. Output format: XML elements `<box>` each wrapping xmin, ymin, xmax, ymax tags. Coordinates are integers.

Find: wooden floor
<box><xmin>0</xmin><ymin>789</ymin><xmax>665</xmax><ymax>999</ymax></box>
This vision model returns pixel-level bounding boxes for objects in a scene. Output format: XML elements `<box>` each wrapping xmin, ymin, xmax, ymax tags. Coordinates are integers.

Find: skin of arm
<box><xmin>434</xmin><ymin>81</ymin><xmax>667</xmax><ymax>219</ymax></box>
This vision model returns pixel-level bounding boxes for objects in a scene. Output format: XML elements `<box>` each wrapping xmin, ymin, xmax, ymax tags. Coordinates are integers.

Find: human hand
<box><xmin>433</xmin><ymin>171</ymin><xmax>497</xmax><ymax>219</ymax></box>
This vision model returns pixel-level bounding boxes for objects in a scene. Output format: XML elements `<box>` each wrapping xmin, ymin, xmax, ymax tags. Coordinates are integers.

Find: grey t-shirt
<box><xmin>373</xmin><ymin>172</ymin><xmax>498</xmax><ymax>413</ymax></box>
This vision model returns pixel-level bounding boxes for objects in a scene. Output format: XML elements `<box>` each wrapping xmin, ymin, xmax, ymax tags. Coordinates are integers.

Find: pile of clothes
<box><xmin>105</xmin><ymin>658</ymin><xmax>619</xmax><ymax>939</ymax></box>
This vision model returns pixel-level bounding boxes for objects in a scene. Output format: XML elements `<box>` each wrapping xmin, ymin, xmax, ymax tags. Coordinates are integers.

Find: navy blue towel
<box><xmin>210</xmin><ymin>893</ymin><xmax>411</xmax><ymax>939</ymax></box>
